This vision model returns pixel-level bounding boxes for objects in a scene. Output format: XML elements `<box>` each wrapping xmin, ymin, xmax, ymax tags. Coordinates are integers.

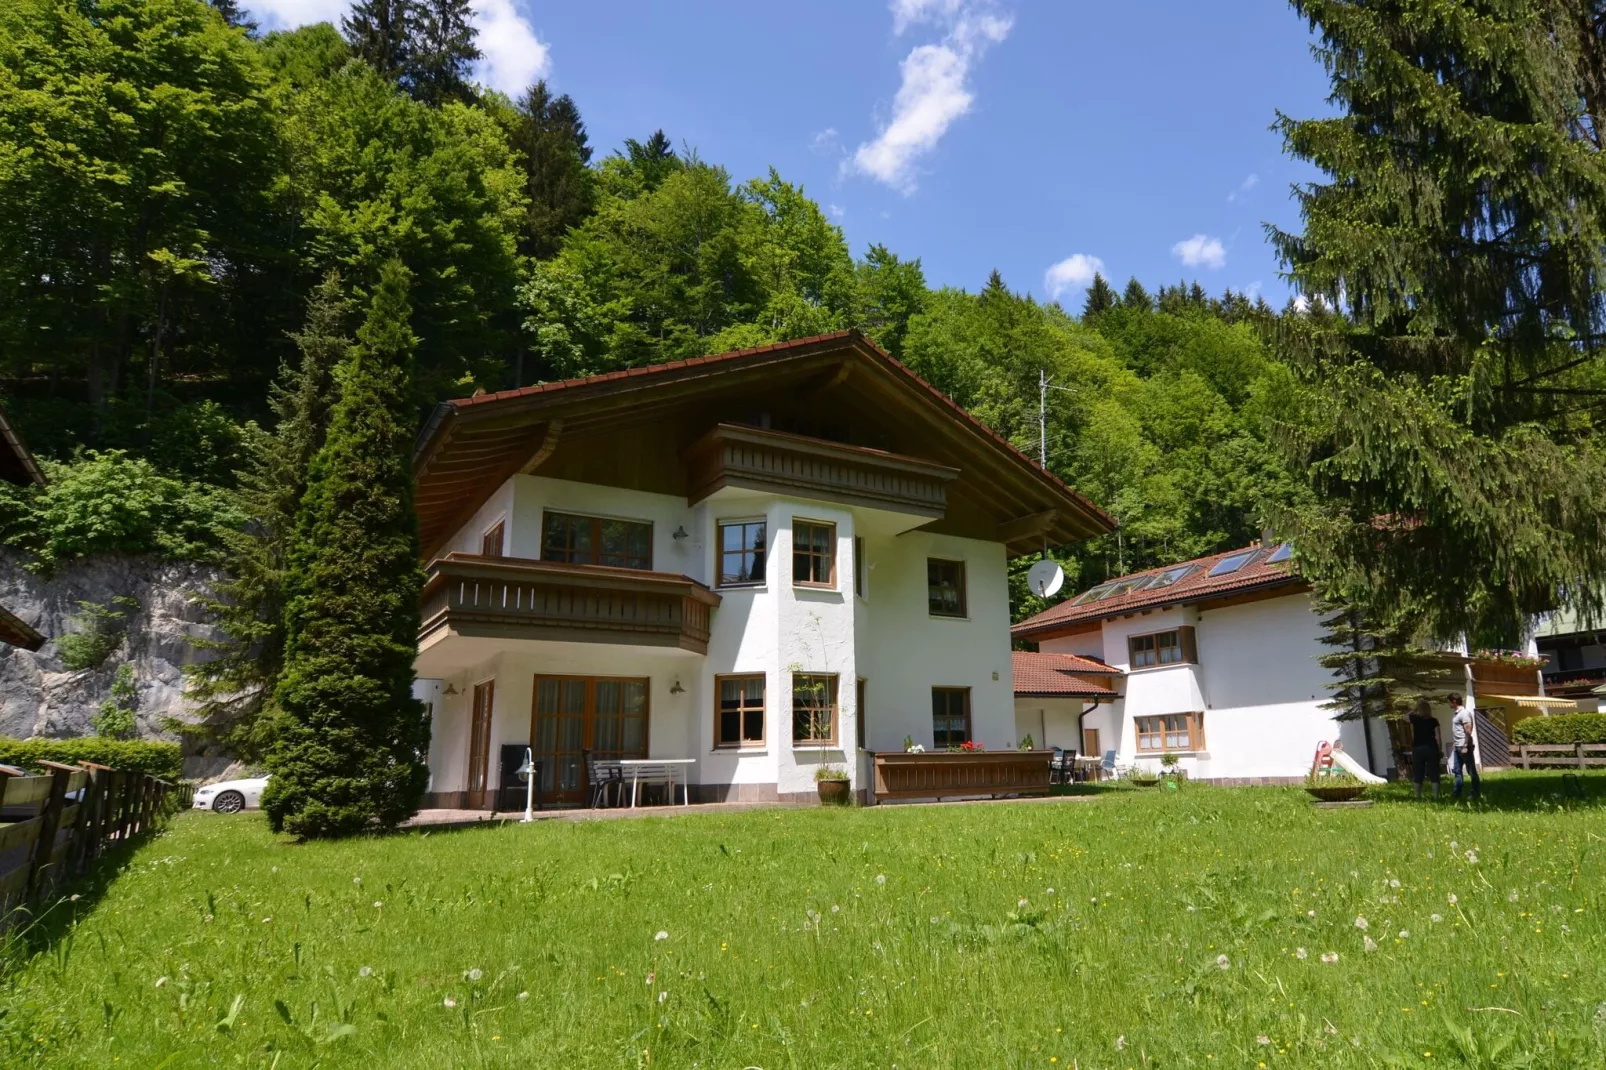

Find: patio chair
<box><xmin>1049</xmin><ymin>748</ymin><xmax>1075</xmax><ymax>784</ymax></box>
<box><xmin>1099</xmin><ymin>749</ymin><xmax>1121</xmax><ymax>781</ymax></box>
<box><xmin>583</xmin><ymin>750</ymin><xmax>622</xmax><ymax>809</ymax></box>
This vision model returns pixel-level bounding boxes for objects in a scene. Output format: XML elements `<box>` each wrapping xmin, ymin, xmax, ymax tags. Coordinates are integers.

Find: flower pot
<box><xmin>1305</xmin><ymin>784</ymin><xmax>1367</xmax><ymax>802</ymax></box>
<box><xmin>1132</xmin><ymin>777</ymin><xmax>1161</xmax><ymax>788</ymax></box>
<box><xmin>816</xmin><ymin>779</ymin><xmax>852</xmax><ymax>806</ymax></box>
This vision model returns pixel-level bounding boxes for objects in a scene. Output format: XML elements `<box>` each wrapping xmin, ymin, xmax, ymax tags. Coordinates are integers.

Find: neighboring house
<box><xmin>410</xmin><ymin>331</ymin><xmax>1114</xmax><ymax>808</ymax></box>
<box><xmin>1010</xmin><ymin>650</ymin><xmax>1120</xmax><ymax>755</ymax></box>
<box><xmin>0</xmin><ymin>405</ymin><xmax>45</xmax><ymax>652</ymax></box>
<box><xmin>1534</xmin><ymin>607</ymin><xmax>1605</xmax><ymax>713</ymax></box>
<box><xmin>1011</xmin><ymin>542</ymin><xmax>1564</xmax><ymax>782</ymax></box>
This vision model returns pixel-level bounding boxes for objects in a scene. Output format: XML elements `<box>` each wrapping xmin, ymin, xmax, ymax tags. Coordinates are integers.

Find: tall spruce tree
<box><xmin>409</xmin><ymin>0</ymin><xmax>480</xmax><ymax>104</ymax></box>
<box><xmin>1081</xmin><ymin>272</ymin><xmax>1116</xmax><ymax>320</ymax></box>
<box><xmin>342</xmin><ymin>0</ymin><xmax>414</xmax><ymax>84</ymax></box>
<box><xmin>509</xmin><ymin>80</ymin><xmax>595</xmax><ymax>258</ymax></box>
<box><xmin>1120</xmin><ymin>277</ymin><xmax>1152</xmax><ymax>311</ymax></box>
<box><xmin>187</xmin><ymin>274</ymin><xmax>351</xmax><ymax>760</ymax></box>
<box><xmin>263</xmin><ymin>260</ymin><xmax>429</xmax><ymax>838</ymax></box>
<box><xmin>1270</xmin><ymin>0</ymin><xmax>1606</xmax><ymax>642</ymax></box>
<box><xmin>622</xmin><ymin>130</ymin><xmax>679</xmax><ymax>190</ymax></box>
<box><xmin>208</xmin><ymin>0</ymin><xmax>257</xmax><ymax>32</ymax></box>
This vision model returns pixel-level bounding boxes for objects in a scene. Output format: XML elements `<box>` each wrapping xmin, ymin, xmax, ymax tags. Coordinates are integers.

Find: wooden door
<box><xmin>466</xmin><ymin>680</ymin><xmax>494</xmax><ymax>808</ymax></box>
<box><xmin>530</xmin><ymin>676</ymin><xmax>649</xmax><ymax>804</ymax></box>
<box><xmin>1082</xmin><ymin>727</ymin><xmax>1100</xmax><ymax>760</ymax></box>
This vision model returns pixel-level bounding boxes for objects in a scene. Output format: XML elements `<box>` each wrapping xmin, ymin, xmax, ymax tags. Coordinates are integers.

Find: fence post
<box><xmin>26</xmin><ymin>766</ymin><xmax>69</xmax><ymax>898</ymax></box>
<box><xmin>1577</xmin><ymin>741</ymin><xmax>1587</xmax><ymax>770</ymax></box>
<box><xmin>1518</xmin><ymin>744</ymin><xmax>1528</xmax><ymax>770</ymax></box>
<box><xmin>38</xmin><ymin>761</ymin><xmax>90</xmax><ymax>877</ymax></box>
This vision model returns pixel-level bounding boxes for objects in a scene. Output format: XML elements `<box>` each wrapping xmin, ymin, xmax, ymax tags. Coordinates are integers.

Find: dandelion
<box><xmin>516</xmin><ymin>991</ymin><xmax>529</xmax><ymax>1001</ymax></box>
<box><xmin>69</xmin><ymin>894</ymin><xmax>80</xmax><ymax>902</ymax></box>
<box><xmin>359</xmin><ymin>966</ymin><xmax>373</xmax><ymax>978</ymax></box>
<box><xmin>1430</xmin><ymin>913</ymin><xmax>1443</xmax><ymax>923</ymax></box>
<box><xmin>1465</xmin><ymin>851</ymin><xmax>1479</xmax><ymax>865</ymax></box>
<box><xmin>1307</xmin><ymin>910</ymin><xmax>1316</xmax><ymax>918</ymax></box>
<box><xmin>875</xmin><ymin>874</ymin><xmax>886</xmax><ymax>885</ymax></box>
<box><xmin>1507</xmin><ymin>891</ymin><xmax>1519</xmax><ymax>903</ymax></box>
<box><xmin>654</xmin><ymin>931</ymin><xmax>668</xmax><ymax>941</ymax></box>
<box><xmin>1448</xmin><ymin>893</ymin><xmax>1458</xmax><ymax>905</ymax></box>
<box><xmin>658</xmin><ymin>991</ymin><xmax>668</xmax><ymax>1003</ymax></box>
<box><xmin>1363</xmin><ymin>936</ymin><xmax>1378</xmax><ymax>953</ymax></box>
<box><xmin>1257</xmin><ymin>1035</ymin><xmax>1271</xmax><ymax>1045</ymax></box>
<box><xmin>645</xmin><ymin>971</ymin><xmax>655</xmax><ymax>986</ymax></box>
<box><xmin>373</xmin><ymin>901</ymin><xmax>383</xmax><ymax>909</ymax></box>
<box><xmin>1398</xmin><ymin>931</ymin><xmax>1410</xmax><ymax>939</ymax></box>
<box><xmin>1046</xmin><ymin>888</ymin><xmax>1055</xmax><ymax>896</ymax></box>
<box><xmin>1354</xmin><ymin>915</ymin><xmax>1369</xmax><ymax>931</ymax></box>
<box><xmin>1296</xmin><ymin>947</ymin><xmax>1308</xmax><ymax>960</ymax></box>
<box><xmin>1216</xmin><ymin>954</ymin><xmax>1231</xmax><ymax>970</ymax></box>
<box><xmin>1187</xmin><ymin>904</ymin><xmax>1197</xmax><ymax>913</ymax></box>
<box><xmin>270</xmin><ymin>866</ymin><xmax>278</xmax><ymax>874</ymax></box>
<box><xmin>1388</xmin><ymin>878</ymin><xmax>1400</xmax><ymax>889</ymax></box>
<box><xmin>443</xmin><ymin>997</ymin><xmax>456</xmax><ymax>1008</ymax></box>
<box><xmin>466</xmin><ymin>968</ymin><xmax>483</xmax><ymax>982</ymax></box>
<box><xmin>1115</xmin><ymin>1035</ymin><xmax>1126</xmax><ymax>1051</ymax></box>
<box><xmin>1321</xmin><ymin>952</ymin><xmax>1340</xmax><ymax>964</ymax></box>
<box><xmin>353</xmin><ymin>877</ymin><xmax>362</xmax><ymax>885</ymax></box>
<box><xmin>1018</xmin><ymin>898</ymin><xmax>1029</xmax><ymax>909</ymax></box>
<box><xmin>831</xmin><ymin>904</ymin><xmax>840</xmax><ymax>913</ymax></box>
<box><xmin>1324</xmin><ymin>1021</ymin><xmax>1338</xmax><ymax>1035</ymax></box>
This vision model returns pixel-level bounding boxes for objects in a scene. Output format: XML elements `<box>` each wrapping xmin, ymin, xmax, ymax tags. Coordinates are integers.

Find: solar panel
<box><xmin>1206</xmin><ymin>550</ymin><xmax>1257</xmax><ymax>577</ymax></box>
<box><xmin>1266</xmin><ymin>542</ymin><xmax>1292</xmax><ymax>564</ymax></box>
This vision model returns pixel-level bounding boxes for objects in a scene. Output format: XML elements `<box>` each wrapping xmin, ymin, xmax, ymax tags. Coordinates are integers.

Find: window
<box><xmin>718</xmin><ymin>520</ymin><xmax>766</xmax><ymax>586</ymax></box>
<box><xmin>856</xmin><ymin>678</ymin><xmax>867</xmax><ymax>749</ymax></box>
<box><xmin>927</xmin><ymin>559</ymin><xmax>967</xmax><ymax>617</ymax></box>
<box><xmin>1135</xmin><ymin>712</ymin><xmax>1204</xmax><ymax>752</ymax></box>
<box><xmin>466</xmin><ymin>679</ymin><xmax>494</xmax><ymax>802</ymax></box>
<box><xmin>715</xmin><ymin>675</ymin><xmax>765</xmax><ymax>748</ymax></box>
<box><xmin>1265</xmin><ymin>542</ymin><xmax>1292</xmax><ymax>564</ymax></box>
<box><xmin>931</xmin><ymin>687</ymin><xmax>972</xmax><ymax>748</ymax></box>
<box><xmin>792</xmin><ymin>674</ymin><xmax>839</xmax><ymax>745</ymax></box>
<box><xmin>1128</xmin><ymin>627</ymin><xmax>1197</xmax><ymax>668</ymax></box>
<box><xmin>1143</xmin><ymin>564</ymin><xmax>1193</xmax><ymax>590</ymax></box>
<box><xmin>854</xmin><ymin>536</ymin><xmax>866</xmax><ymax>598</ymax></box>
<box><xmin>793</xmin><ymin>520</ymin><xmax>836</xmax><ymax>587</ymax></box>
<box><xmin>1099</xmin><ymin>578</ymin><xmax>1143</xmax><ymax>601</ymax></box>
<box><xmin>1206</xmin><ymin>549</ymin><xmax>1257</xmax><ymax>577</ymax></box>
<box><xmin>480</xmin><ymin>520</ymin><xmax>505</xmax><ymax>558</ymax></box>
<box><xmin>1071</xmin><ymin>583</ymin><xmax>1115</xmax><ymax>606</ymax></box>
<box><xmin>541</xmin><ymin>511</ymin><xmax>652</xmax><ymax>570</ymax></box>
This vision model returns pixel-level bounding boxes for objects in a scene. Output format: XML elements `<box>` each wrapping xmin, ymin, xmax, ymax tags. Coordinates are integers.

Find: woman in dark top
<box><xmin>1407</xmin><ymin>698</ymin><xmax>1442</xmax><ymax>800</ymax></box>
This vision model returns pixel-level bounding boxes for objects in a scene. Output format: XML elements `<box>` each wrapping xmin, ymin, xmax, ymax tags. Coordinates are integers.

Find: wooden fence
<box><xmin>0</xmin><ymin>761</ymin><xmax>184</xmax><ymax>923</ymax></box>
<box><xmin>872</xmin><ymin>750</ymin><xmax>1054</xmax><ymax>803</ymax></box>
<box><xmin>1516</xmin><ymin>743</ymin><xmax>1606</xmax><ymax>770</ymax></box>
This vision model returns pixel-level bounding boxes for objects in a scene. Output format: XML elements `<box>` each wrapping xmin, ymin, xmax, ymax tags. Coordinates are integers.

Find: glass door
<box><xmin>530</xmin><ymin>676</ymin><xmax>650</xmax><ymax>804</ymax></box>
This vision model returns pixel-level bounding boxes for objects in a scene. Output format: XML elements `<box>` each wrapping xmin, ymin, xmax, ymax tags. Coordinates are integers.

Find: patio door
<box><xmin>530</xmin><ymin>675</ymin><xmax>649</xmax><ymax>803</ymax></box>
<box><xmin>466</xmin><ymin>680</ymin><xmax>494</xmax><ymax>809</ymax></box>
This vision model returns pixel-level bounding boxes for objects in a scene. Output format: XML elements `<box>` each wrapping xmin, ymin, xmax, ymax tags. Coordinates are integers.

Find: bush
<box><xmin>55</xmin><ymin>596</ymin><xmax>140</xmax><ymax>670</ymax></box>
<box><xmin>0</xmin><ymin>737</ymin><xmax>183</xmax><ymax>780</ymax></box>
<box><xmin>1511</xmin><ymin>713</ymin><xmax>1606</xmax><ymax>745</ymax></box>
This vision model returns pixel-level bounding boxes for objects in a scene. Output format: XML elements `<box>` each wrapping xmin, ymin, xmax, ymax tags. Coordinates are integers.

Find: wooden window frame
<box><xmin>466</xmin><ymin>678</ymin><xmax>495</xmax><ymax>800</ymax></box>
<box><xmin>480</xmin><ymin>518</ymin><xmax>506</xmax><ymax>558</ymax></box>
<box><xmin>791</xmin><ymin>673</ymin><xmax>840</xmax><ymax>746</ymax></box>
<box><xmin>714</xmin><ymin>673</ymin><xmax>766</xmax><ymax>749</ymax></box>
<box><xmin>1127</xmin><ymin>626</ymin><xmax>1197</xmax><ymax>669</ymax></box>
<box><xmin>1134</xmin><ymin>712</ymin><xmax>1204</xmax><ymax>753</ymax></box>
<box><xmin>927</xmin><ymin>558</ymin><xmax>968</xmax><ymax>618</ymax></box>
<box><xmin>856</xmin><ymin>677</ymin><xmax>867</xmax><ymax>750</ymax></box>
<box><xmin>930</xmin><ymin>686</ymin><xmax>972</xmax><ymax>749</ymax></box>
<box><xmin>792</xmin><ymin>519</ymin><xmax>836</xmax><ymax>588</ymax></box>
<box><xmin>717</xmin><ymin>518</ymin><xmax>767</xmax><ymax>588</ymax></box>
<box><xmin>853</xmin><ymin>536</ymin><xmax>866</xmax><ymax>599</ymax></box>
<box><xmin>540</xmin><ymin>510</ymin><xmax>654</xmax><ymax>571</ymax></box>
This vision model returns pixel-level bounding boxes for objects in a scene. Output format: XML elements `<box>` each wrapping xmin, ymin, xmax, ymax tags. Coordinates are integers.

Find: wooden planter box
<box><xmin>1305</xmin><ymin>784</ymin><xmax>1367</xmax><ymax>802</ymax></box>
<box><xmin>872</xmin><ymin>750</ymin><xmax>1053</xmax><ymax>803</ymax></box>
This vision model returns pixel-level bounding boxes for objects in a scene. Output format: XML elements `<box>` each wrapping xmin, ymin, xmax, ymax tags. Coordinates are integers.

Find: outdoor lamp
<box><xmin>515</xmin><ymin>747</ymin><xmax>536</xmax><ymax>823</ymax></box>
<box><xmin>672</xmin><ymin>525</ymin><xmax>689</xmax><ymax>541</ymax></box>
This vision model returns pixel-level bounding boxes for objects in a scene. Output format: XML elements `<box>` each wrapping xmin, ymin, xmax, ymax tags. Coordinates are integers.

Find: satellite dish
<box><xmin>1027</xmin><ymin>558</ymin><xmax>1065</xmax><ymax>598</ymax></box>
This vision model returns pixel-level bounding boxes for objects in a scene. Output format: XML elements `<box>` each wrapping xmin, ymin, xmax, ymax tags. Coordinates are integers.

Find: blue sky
<box><xmin>246</xmin><ymin>0</ymin><xmax>1336</xmax><ymax>306</ymax></box>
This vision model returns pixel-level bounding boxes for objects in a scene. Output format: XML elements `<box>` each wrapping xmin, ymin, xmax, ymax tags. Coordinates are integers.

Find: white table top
<box><xmin>612</xmin><ymin>758</ymin><xmax>697</xmax><ymax>767</ymax></box>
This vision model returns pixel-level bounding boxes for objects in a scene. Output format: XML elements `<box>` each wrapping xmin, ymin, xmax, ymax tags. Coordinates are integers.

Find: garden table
<box><xmin>614</xmin><ymin>758</ymin><xmax>697</xmax><ymax>807</ymax></box>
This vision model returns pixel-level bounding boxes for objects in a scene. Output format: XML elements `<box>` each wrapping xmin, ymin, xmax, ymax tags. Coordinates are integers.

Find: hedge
<box><xmin>1510</xmin><ymin>713</ymin><xmax>1606</xmax><ymax>746</ymax></box>
<box><xmin>0</xmin><ymin>737</ymin><xmax>183</xmax><ymax>781</ymax></box>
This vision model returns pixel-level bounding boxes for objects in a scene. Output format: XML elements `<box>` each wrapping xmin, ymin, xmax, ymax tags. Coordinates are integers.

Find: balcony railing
<box><xmin>1542</xmin><ymin>666</ymin><xmax>1606</xmax><ymax>688</ymax></box>
<box><xmin>420</xmin><ymin>554</ymin><xmax>721</xmax><ymax>655</ymax></box>
<box><xmin>684</xmin><ymin>423</ymin><xmax>959</xmax><ymax>518</ymax></box>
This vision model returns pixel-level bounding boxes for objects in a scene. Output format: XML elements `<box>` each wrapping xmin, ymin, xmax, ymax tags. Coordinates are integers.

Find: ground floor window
<box><xmin>716</xmin><ymin>674</ymin><xmax>766</xmax><ymax>748</ymax></box>
<box><xmin>792</xmin><ymin>674</ymin><xmax>839</xmax><ymax>745</ymax></box>
<box><xmin>1134</xmin><ymin>712</ymin><xmax>1203</xmax><ymax>752</ymax></box>
<box><xmin>931</xmin><ymin>687</ymin><xmax>971</xmax><ymax>748</ymax></box>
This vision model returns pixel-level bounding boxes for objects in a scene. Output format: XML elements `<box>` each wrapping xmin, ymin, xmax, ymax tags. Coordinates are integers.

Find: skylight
<box><xmin>1071</xmin><ymin>583</ymin><xmax>1114</xmax><ymax>606</ymax></box>
<box><xmin>1099</xmin><ymin>578</ymin><xmax>1144</xmax><ymax>600</ymax></box>
<box><xmin>1206</xmin><ymin>550</ymin><xmax>1258</xmax><ymax>577</ymax></box>
<box><xmin>1266</xmin><ymin>542</ymin><xmax>1293</xmax><ymax>564</ymax></box>
<box><xmin>1144</xmin><ymin>565</ymin><xmax>1194</xmax><ymax>590</ymax></box>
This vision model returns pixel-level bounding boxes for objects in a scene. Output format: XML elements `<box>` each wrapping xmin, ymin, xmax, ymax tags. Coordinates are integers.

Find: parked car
<box><xmin>192</xmin><ymin>775</ymin><xmax>269</xmax><ymax>814</ymax></box>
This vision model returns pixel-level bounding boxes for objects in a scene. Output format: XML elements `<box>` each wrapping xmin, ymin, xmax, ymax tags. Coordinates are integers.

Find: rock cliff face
<box><xmin>0</xmin><ymin>553</ymin><xmax>225</xmax><ymax>747</ymax></box>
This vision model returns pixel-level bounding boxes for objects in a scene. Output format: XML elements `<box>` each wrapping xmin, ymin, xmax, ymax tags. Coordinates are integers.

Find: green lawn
<box><xmin>3</xmin><ymin>776</ymin><xmax>1605</xmax><ymax>1068</ymax></box>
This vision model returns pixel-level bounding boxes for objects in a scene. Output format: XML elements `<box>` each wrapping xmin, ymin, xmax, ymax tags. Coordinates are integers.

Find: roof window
<box><xmin>1144</xmin><ymin>564</ymin><xmax>1195</xmax><ymax>590</ymax></box>
<box><xmin>1206</xmin><ymin>549</ymin><xmax>1258</xmax><ymax>577</ymax></box>
<box><xmin>1265</xmin><ymin>542</ymin><xmax>1292</xmax><ymax>564</ymax></box>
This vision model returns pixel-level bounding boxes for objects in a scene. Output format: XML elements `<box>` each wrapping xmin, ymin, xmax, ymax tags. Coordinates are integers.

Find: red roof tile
<box><xmin>1011</xmin><ymin>651</ymin><xmax>1121</xmax><ymax>698</ymax></box>
<box><xmin>1012</xmin><ymin>542</ymin><xmax>1303</xmax><ymax>638</ymax></box>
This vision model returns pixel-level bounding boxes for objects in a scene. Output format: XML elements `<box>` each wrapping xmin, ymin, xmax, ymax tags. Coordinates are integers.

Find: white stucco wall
<box><xmin>1011</xmin><ymin>696</ymin><xmax>1086</xmax><ymax>751</ymax></box>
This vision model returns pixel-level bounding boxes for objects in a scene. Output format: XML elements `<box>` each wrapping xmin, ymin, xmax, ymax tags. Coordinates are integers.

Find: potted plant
<box><xmin>815</xmin><ymin>765</ymin><xmax>851</xmax><ymax>805</ymax></box>
<box><xmin>1018</xmin><ymin>733</ymin><xmax>1035</xmax><ymax>751</ymax></box>
<box><xmin>1159</xmin><ymin>752</ymin><xmax>1180</xmax><ymax>777</ymax></box>
<box><xmin>1126</xmin><ymin>764</ymin><xmax>1161</xmax><ymax>788</ymax></box>
<box><xmin>1304</xmin><ymin>766</ymin><xmax>1367</xmax><ymax>802</ymax></box>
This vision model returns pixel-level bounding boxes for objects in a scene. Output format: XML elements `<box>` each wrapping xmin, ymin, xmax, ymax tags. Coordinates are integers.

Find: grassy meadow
<box><xmin>2</xmin><ymin>775</ymin><xmax>1605</xmax><ymax>1068</ymax></box>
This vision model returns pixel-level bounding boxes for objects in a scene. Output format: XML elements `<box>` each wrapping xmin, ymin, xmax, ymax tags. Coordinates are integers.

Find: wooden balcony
<box><xmin>871</xmin><ymin>750</ymin><xmax>1054</xmax><ymax>803</ymax></box>
<box><xmin>420</xmin><ymin>554</ymin><xmax>721</xmax><ymax>655</ymax></box>
<box><xmin>684</xmin><ymin>423</ymin><xmax>959</xmax><ymax>518</ymax></box>
<box><xmin>1470</xmin><ymin>658</ymin><xmax>1542</xmax><ymax>696</ymax></box>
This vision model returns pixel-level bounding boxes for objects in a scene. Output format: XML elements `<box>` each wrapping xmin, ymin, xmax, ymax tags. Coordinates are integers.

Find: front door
<box><xmin>531</xmin><ymin>675</ymin><xmax>649</xmax><ymax>803</ymax></box>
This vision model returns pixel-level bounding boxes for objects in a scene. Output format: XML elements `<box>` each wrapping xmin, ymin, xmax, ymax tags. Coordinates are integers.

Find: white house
<box><xmin>409</xmin><ymin>331</ymin><xmax>1114</xmax><ymax>808</ymax></box>
<box><xmin>1012</xmin><ymin>542</ymin><xmax>1569</xmax><ymax>782</ymax></box>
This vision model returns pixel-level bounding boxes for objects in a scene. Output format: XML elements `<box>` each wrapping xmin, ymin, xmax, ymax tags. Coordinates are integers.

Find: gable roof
<box><xmin>1011</xmin><ymin>651</ymin><xmax>1120</xmax><ymax>698</ymax></box>
<box><xmin>1012</xmin><ymin>541</ymin><xmax>1303</xmax><ymax>639</ymax></box>
<box><xmin>413</xmin><ymin>330</ymin><xmax>1114</xmax><ymax>558</ymax></box>
<box><xmin>0</xmin><ymin>404</ymin><xmax>44</xmax><ymax>487</ymax></box>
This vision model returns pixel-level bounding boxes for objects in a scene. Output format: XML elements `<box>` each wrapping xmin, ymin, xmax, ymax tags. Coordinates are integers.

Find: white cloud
<box><xmin>849</xmin><ymin>2</ymin><xmax>1012</xmax><ymax>193</ymax></box>
<box><xmin>1243</xmin><ymin>280</ymin><xmax>1263</xmax><ymax>300</ymax></box>
<box><xmin>828</xmin><ymin>203</ymin><xmax>846</xmax><ymax>219</ymax></box>
<box><xmin>1172</xmin><ymin>234</ymin><xmax>1226</xmax><ymax>270</ymax></box>
<box><xmin>1227</xmin><ymin>172</ymin><xmax>1259</xmax><ymax>202</ymax></box>
<box><xmin>1043</xmin><ymin>253</ymin><xmax>1105</xmax><ymax>301</ymax></box>
<box><xmin>244</xmin><ymin>0</ymin><xmax>550</xmax><ymax>98</ymax></box>
<box><xmin>810</xmin><ymin>128</ymin><xmax>841</xmax><ymax>153</ymax></box>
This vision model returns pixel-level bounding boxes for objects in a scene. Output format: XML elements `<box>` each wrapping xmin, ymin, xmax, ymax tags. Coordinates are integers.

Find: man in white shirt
<box><xmin>1449</xmin><ymin>694</ymin><xmax>1480</xmax><ymax>801</ymax></box>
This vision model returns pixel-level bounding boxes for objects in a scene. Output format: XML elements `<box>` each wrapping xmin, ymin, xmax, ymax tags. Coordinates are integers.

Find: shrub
<box><xmin>55</xmin><ymin>596</ymin><xmax>139</xmax><ymax>670</ymax></box>
<box><xmin>1511</xmin><ymin>713</ymin><xmax>1606</xmax><ymax>745</ymax></box>
<box><xmin>92</xmin><ymin>663</ymin><xmax>140</xmax><ymax>738</ymax></box>
<box><xmin>0</xmin><ymin>737</ymin><xmax>182</xmax><ymax>780</ymax></box>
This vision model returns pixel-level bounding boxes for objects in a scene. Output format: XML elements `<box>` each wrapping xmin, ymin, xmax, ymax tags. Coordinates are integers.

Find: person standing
<box><xmin>1407</xmin><ymin>698</ymin><xmax>1442</xmax><ymax>800</ymax></box>
<box><xmin>1449</xmin><ymin>694</ymin><xmax>1481</xmax><ymax>801</ymax></box>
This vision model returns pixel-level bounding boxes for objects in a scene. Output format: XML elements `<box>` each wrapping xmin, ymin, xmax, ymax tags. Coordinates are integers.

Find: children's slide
<box><xmin>1328</xmin><ymin>746</ymin><xmax>1386</xmax><ymax>784</ymax></box>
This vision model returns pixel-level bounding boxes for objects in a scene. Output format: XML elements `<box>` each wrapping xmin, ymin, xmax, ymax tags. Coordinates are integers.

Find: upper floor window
<box><xmin>1128</xmin><ymin>626</ymin><xmax>1197</xmax><ymax>668</ymax></box>
<box><xmin>541</xmin><ymin>511</ymin><xmax>652</xmax><ymax>571</ymax></box>
<box><xmin>927</xmin><ymin>558</ymin><xmax>967</xmax><ymax>617</ymax></box>
<box><xmin>480</xmin><ymin>520</ymin><xmax>505</xmax><ymax>558</ymax></box>
<box><xmin>793</xmin><ymin>519</ymin><xmax>836</xmax><ymax>588</ymax></box>
<box><xmin>718</xmin><ymin>519</ymin><xmax>766</xmax><ymax>587</ymax></box>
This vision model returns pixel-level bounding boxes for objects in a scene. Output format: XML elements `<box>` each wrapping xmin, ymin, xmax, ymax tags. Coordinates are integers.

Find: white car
<box><xmin>192</xmin><ymin>775</ymin><xmax>270</xmax><ymax>814</ymax></box>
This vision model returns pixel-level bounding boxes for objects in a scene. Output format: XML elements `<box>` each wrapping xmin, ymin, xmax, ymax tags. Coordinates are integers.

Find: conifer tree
<box><xmin>1120</xmin><ymin>277</ymin><xmax>1151</xmax><ymax>311</ymax></box>
<box><xmin>409</xmin><ymin>0</ymin><xmax>480</xmax><ymax>104</ymax></box>
<box><xmin>1270</xmin><ymin>0</ymin><xmax>1606</xmax><ymax>641</ymax></box>
<box><xmin>1081</xmin><ymin>272</ymin><xmax>1116</xmax><ymax>320</ymax></box>
<box><xmin>263</xmin><ymin>260</ymin><xmax>429</xmax><ymax>838</ymax></box>
<box><xmin>188</xmin><ymin>274</ymin><xmax>350</xmax><ymax>760</ymax></box>
<box><xmin>208</xmin><ymin>0</ymin><xmax>257</xmax><ymax>32</ymax></box>
<box><xmin>622</xmin><ymin>130</ymin><xmax>679</xmax><ymax>190</ymax></box>
<box><xmin>509</xmin><ymin>80</ymin><xmax>595</xmax><ymax>258</ymax></box>
<box><xmin>342</xmin><ymin>0</ymin><xmax>415</xmax><ymax>84</ymax></box>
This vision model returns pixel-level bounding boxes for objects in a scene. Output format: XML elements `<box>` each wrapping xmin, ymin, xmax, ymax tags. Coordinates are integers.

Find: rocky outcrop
<box><xmin>0</xmin><ymin>553</ymin><xmax>225</xmax><ymax>746</ymax></box>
